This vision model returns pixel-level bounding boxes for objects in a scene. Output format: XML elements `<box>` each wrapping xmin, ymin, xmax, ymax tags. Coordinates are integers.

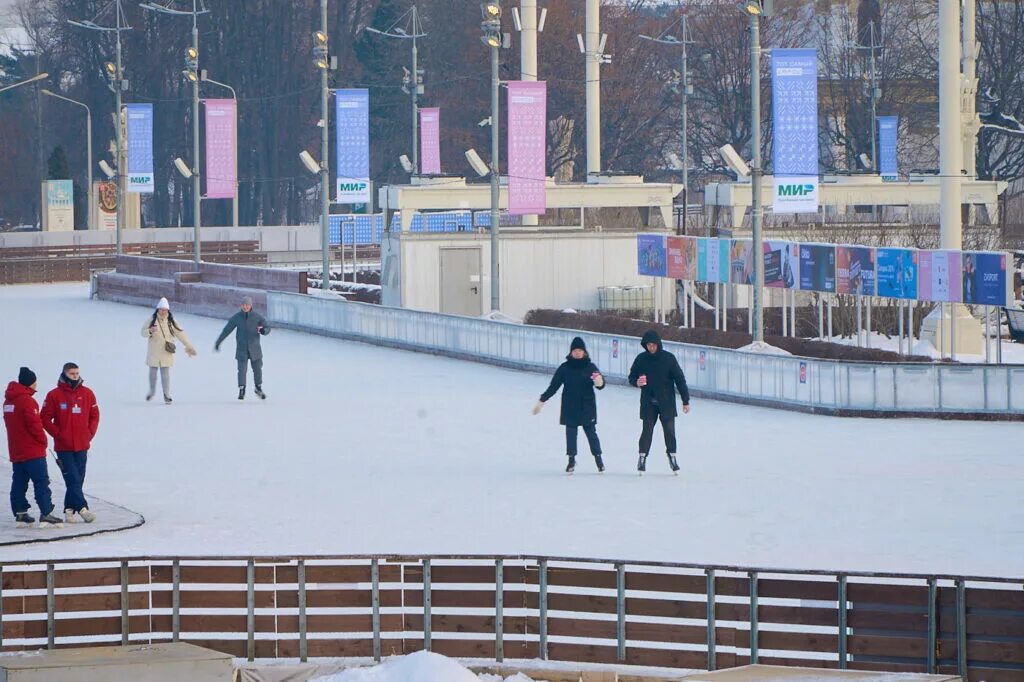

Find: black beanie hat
<box><xmin>570</xmin><ymin>336</ymin><xmax>587</xmax><ymax>352</ymax></box>
<box><xmin>18</xmin><ymin>367</ymin><xmax>36</xmax><ymax>387</ymax></box>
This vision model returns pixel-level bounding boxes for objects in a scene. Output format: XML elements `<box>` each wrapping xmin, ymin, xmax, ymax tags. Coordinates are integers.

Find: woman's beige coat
<box><xmin>141</xmin><ymin>315</ymin><xmax>196</xmax><ymax>367</ymax></box>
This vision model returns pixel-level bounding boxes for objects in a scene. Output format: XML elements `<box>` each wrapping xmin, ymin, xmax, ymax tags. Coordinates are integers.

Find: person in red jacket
<box><xmin>4</xmin><ymin>367</ymin><xmax>62</xmax><ymax>528</ymax></box>
<box><xmin>41</xmin><ymin>362</ymin><xmax>100</xmax><ymax>524</ymax></box>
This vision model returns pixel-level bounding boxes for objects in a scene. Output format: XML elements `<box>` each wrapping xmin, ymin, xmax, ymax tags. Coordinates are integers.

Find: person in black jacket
<box><xmin>628</xmin><ymin>330</ymin><xmax>691</xmax><ymax>475</ymax></box>
<box><xmin>214</xmin><ymin>296</ymin><xmax>272</xmax><ymax>400</ymax></box>
<box><xmin>532</xmin><ymin>337</ymin><xmax>606</xmax><ymax>474</ymax></box>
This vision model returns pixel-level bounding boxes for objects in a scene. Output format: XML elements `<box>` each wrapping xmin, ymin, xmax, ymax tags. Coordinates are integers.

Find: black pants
<box><xmin>237</xmin><ymin>357</ymin><xmax>263</xmax><ymax>388</ymax></box>
<box><xmin>566</xmin><ymin>423</ymin><xmax>602</xmax><ymax>457</ymax></box>
<box><xmin>639</xmin><ymin>407</ymin><xmax>677</xmax><ymax>455</ymax></box>
<box><xmin>56</xmin><ymin>450</ymin><xmax>88</xmax><ymax>513</ymax></box>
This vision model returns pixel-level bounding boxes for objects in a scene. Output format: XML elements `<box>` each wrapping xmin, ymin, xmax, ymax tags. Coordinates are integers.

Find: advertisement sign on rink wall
<box><xmin>876</xmin><ymin>248</ymin><xmax>918</xmax><ymax>300</ymax></box>
<box><xmin>637</xmin><ymin>234</ymin><xmax>667</xmax><ymax>277</ymax></box>
<box><xmin>666</xmin><ymin>236</ymin><xmax>698</xmax><ymax>280</ymax></box>
<box><xmin>836</xmin><ymin>246</ymin><xmax>877</xmax><ymax>296</ymax></box>
<box><xmin>962</xmin><ymin>251</ymin><xmax>1009</xmax><ymax>306</ymax></box>
<box><xmin>799</xmin><ymin>243</ymin><xmax>837</xmax><ymax>293</ymax></box>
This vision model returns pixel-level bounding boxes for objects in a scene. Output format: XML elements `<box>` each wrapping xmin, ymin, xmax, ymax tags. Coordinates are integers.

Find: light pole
<box><xmin>366</xmin><ymin>6</ymin><xmax>426</xmax><ymax>174</ymax></box>
<box><xmin>744</xmin><ymin>0</ymin><xmax>769</xmax><ymax>344</ymax></box>
<box><xmin>0</xmin><ymin>72</ymin><xmax>49</xmax><ymax>94</ymax></box>
<box><xmin>42</xmin><ymin>90</ymin><xmax>93</xmax><ymax>230</ymax></box>
<box><xmin>70</xmin><ymin>0</ymin><xmax>129</xmax><ymax>253</ymax></box>
<box><xmin>141</xmin><ymin>0</ymin><xmax>209</xmax><ymax>263</ymax></box>
<box><xmin>640</xmin><ymin>17</ymin><xmax>694</xmax><ymax>226</ymax></box>
<box><xmin>201</xmin><ymin>73</ymin><xmax>239</xmax><ymax>228</ymax></box>
<box><xmin>849</xmin><ymin>22</ymin><xmax>880</xmax><ymax>171</ymax></box>
<box><xmin>313</xmin><ymin>3</ymin><xmax>332</xmax><ymax>286</ymax></box>
<box><xmin>481</xmin><ymin>2</ymin><xmax>503</xmax><ymax>312</ymax></box>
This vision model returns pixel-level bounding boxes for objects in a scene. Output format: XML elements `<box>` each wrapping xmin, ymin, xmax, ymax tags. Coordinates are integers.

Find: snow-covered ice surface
<box><xmin>1</xmin><ymin>284</ymin><xmax>1021</xmax><ymax>578</ymax></box>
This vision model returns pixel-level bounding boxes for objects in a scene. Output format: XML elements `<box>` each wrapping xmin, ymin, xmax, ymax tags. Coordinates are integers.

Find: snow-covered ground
<box><xmin>815</xmin><ymin>330</ymin><xmax>1024</xmax><ymax>363</ymax></box>
<box><xmin>1</xmin><ymin>283</ymin><xmax>1021</xmax><ymax>578</ymax></box>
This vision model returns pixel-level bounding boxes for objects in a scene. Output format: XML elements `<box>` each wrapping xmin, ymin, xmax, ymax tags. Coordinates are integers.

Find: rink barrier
<box><xmin>0</xmin><ymin>555</ymin><xmax>1021</xmax><ymax>680</ymax></box>
<box><xmin>266</xmin><ymin>292</ymin><xmax>1024</xmax><ymax>419</ymax></box>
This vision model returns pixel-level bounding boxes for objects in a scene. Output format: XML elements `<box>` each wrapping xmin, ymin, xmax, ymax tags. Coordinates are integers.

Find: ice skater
<box><xmin>214</xmin><ymin>296</ymin><xmax>271</xmax><ymax>400</ymax></box>
<box><xmin>628</xmin><ymin>330</ymin><xmax>691</xmax><ymax>475</ymax></box>
<box><xmin>41</xmin><ymin>362</ymin><xmax>100</xmax><ymax>523</ymax></box>
<box><xmin>142</xmin><ymin>297</ymin><xmax>198</xmax><ymax>404</ymax></box>
<box><xmin>4</xmin><ymin>367</ymin><xmax>63</xmax><ymax>528</ymax></box>
<box><xmin>532</xmin><ymin>337</ymin><xmax>606</xmax><ymax>474</ymax></box>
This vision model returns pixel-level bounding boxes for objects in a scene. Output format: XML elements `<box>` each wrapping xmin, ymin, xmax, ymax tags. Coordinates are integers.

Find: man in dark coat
<box><xmin>215</xmin><ymin>296</ymin><xmax>271</xmax><ymax>400</ymax></box>
<box><xmin>628</xmin><ymin>330</ymin><xmax>691</xmax><ymax>475</ymax></box>
<box><xmin>533</xmin><ymin>337</ymin><xmax>606</xmax><ymax>473</ymax></box>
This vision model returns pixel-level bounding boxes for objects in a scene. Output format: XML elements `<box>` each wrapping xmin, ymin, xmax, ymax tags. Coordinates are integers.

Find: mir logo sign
<box><xmin>778</xmin><ymin>183</ymin><xmax>815</xmax><ymax>196</ymax></box>
<box><xmin>338</xmin><ymin>182</ymin><xmax>368</xmax><ymax>193</ymax></box>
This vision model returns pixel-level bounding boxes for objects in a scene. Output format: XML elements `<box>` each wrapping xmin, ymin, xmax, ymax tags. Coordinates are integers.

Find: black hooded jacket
<box><xmin>628</xmin><ymin>330</ymin><xmax>690</xmax><ymax>419</ymax></box>
<box><xmin>540</xmin><ymin>349</ymin><xmax>605</xmax><ymax>427</ymax></box>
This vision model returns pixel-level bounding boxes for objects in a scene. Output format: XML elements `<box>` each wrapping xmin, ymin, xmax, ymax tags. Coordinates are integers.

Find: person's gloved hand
<box><xmin>592</xmin><ymin>372</ymin><xmax>604</xmax><ymax>388</ymax></box>
<box><xmin>213</xmin><ymin>344</ymin><xmax>220</xmax><ymax>353</ymax></box>
<box><xmin>532</xmin><ymin>401</ymin><xmax>544</xmax><ymax>415</ymax></box>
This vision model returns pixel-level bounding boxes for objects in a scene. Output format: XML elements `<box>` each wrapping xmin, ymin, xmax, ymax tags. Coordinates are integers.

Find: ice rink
<box><xmin>0</xmin><ymin>283</ymin><xmax>1020</xmax><ymax>578</ymax></box>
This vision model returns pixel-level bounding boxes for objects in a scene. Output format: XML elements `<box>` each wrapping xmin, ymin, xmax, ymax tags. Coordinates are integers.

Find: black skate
<box><xmin>255</xmin><ymin>385</ymin><xmax>266</xmax><ymax>400</ymax></box>
<box><xmin>668</xmin><ymin>454</ymin><xmax>680</xmax><ymax>475</ymax></box>
<box><xmin>637</xmin><ymin>454</ymin><xmax>647</xmax><ymax>475</ymax></box>
<box><xmin>163</xmin><ymin>394</ymin><xmax>172</xmax><ymax>404</ymax></box>
<box><xmin>15</xmin><ymin>511</ymin><xmax>35</xmax><ymax>527</ymax></box>
<box><xmin>238</xmin><ymin>387</ymin><xmax>245</xmax><ymax>400</ymax></box>
<box><xmin>565</xmin><ymin>456</ymin><xmax>576</xmax><ymax>474</ymax></box>
<box><xmin>594</xmin><ymin>455</ymin><xmax>605</xmax><ymax>473</ymax></box>
<box><xmin>39</xmin><ymin>513</ymin><xmax>64</xmax><ymax>529</ymax></box>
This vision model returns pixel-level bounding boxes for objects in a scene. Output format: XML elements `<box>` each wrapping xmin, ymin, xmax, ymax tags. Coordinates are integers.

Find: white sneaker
<box><xmin>78</xmin><ymin>509</ymin><xmax>96</xmax><ymax>523</ymax></box>
<box><xmin>64</xmin><ymin>509</ymin><xmax>80</xmax><ymax>524</ymax></box>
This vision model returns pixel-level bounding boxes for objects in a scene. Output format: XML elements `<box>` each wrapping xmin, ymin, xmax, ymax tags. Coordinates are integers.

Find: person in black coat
<box><xmin>214</xmin><ymin>296</ymin><xmax>272</xmax><ymax>400</ymax></box>
<box><xmin>628</xmin><ymin>330</ymin><xmax>691</xmax><ymax>474</ymax></box>
<box><xmin>532</xmin><ymin>337</ymin><xmax>606</xmax><ymax>474</ymax></box>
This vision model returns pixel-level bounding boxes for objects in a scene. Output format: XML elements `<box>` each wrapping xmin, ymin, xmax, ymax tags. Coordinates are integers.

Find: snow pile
<box><xmin>911</xmin><ymin>339</ymin><xmax>941</xmax><ymax>359</ymax></box>
<box><xmin>481</xmin><ymin>310</ymin><xmax>522</xmax><ymax>324</ymax></box>
<box><xmin>736</xmin><ymin>341</ymin><xmax>792</xmax><ymax>356</ymax></box>
<box><xmin>311</xmin><ymin>651</ymin><xmax>533</xmax><ymax>682</ymax></box>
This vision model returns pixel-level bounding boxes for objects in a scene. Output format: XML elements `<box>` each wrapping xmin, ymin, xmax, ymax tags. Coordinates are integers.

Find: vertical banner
<box><xmin>799</xmin><ymin>243</ymin><xmax>837</xmax><ymax>293</ymax></box>
<box><xmin>507</xmin><ymin>80</ymin><xmax>547</xmax><ymax>216</ymax></box>
<box><xmin>876</xmin><ymin>248</ymin><xmax>918</xmax><ymax>300</ymax></box>
<box><xmin>878</xmin><ymin>115</ymin><xmax>898</xmax><ymax>181</ymax></box>
<box><xmin>962</xmin><ymin>251</ymin><xmax>1008</xmax><ymax>306</ymax></box>
<box><xmin>97</xmin><ymin>181</ymin><xmax>118</xmax><ymax>230</ymax></box>
<box><xmin>730</xmin><ymin>239</ymin><xmax>755</xmax><ymax>285</ymax></box>
<box><xmin>667</xmin><ymin>236</ymin><xmax>698</xmax><ymax>280</ymax></box>
<box><xmin>204</xmin><ymin>99</ymin><xmax>236</xmax><ymax>199</ymax></box>
<box><xmin>637</xmin><ymin>234</ymin><xmax>667</xmax><ymax>276</ymax></box>
<box><xmin>335</xmin><ymin>89</ymin><xmax>370</xmax><ymax>203</ymax></box>
<box><xmin>698</xmin><ymin>238</ymin><xmax>730</xmax><ymax>283</ymax></box>
<box><xmin>919</xmin><ymin>251</ymin><xmax>963</xmax><ymax>303</ymax></box>
<box><xmin>125</xmin><ymin>103</ymin><xmax>154</xmax><ymax>194</ymax></box>
<box><xmin>772</xmin><ymin>49</ymin><xmax>819</xmax><ymax>213</ymax></box>
<box><xmin>419</xmin><ymin>107</ymin><xmax>441</xmax><ymax>175</ymax></box>
<box><xmin>836</xmin><ymin>246</ymin><xmax>877</xmax><ymax>296</ymax></box>
<box><xmin>45</xmin><ymin>180</ymin><xmax>74</xmax><ymax>231</ymax></box>
<box><xmin>764</xmin><ymin>240</ymin><xmax>798</xmax><ymax>289</ymax></box>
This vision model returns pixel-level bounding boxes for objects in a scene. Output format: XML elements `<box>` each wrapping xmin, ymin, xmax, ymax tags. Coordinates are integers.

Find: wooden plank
<box><xmin>626</xmin><ymin>621</ymin><xmax>705</xmax><ymax>645</ymax></box>
<box><xmin>846</xmin><ymin>659</ymin><xmax>929</xmax><ymax>674</ymax></box>
<box><xmin>22</xmin><ymin>591</ymin><xmax>149</xmax><ymax>613</ymax></box>
<box><xmin>624</xmin><ymin>646</ymin><xmax>706</xmax><ymax>670</ymax></box>
<box><xmin>1</xmin><ymin>570</ymin><xmax>47</xmax><ymax>590</ymax></box>
<box><xmin>304</xmin><ymin>589</ymin><xmax>373</xmax><ymax>609</ymax></box>
<box><xmin>757</xmin><ymin>577</ymin><xmax>838</xmax><ymax>601</ymax></box>
<box><xmin>754</xmin><ymin>630</ymin><xmax>839</xmax><ymax>653</ymax></box>
<box><xmin>53</xmin><ymin>566</ymin><xmax>149</xmax><ymax>588</ymax></box>
<box><xmin>179</xmin><ymin>565</ymin><xmax>247</xmax><ymax>584</ymax></box>
<box><xmin>304</xmin><ymin>565</ymin><xmax>372</xmax><ymax>584</ymax></box>
<box><xmin>967</xmin><ymin>612</ymin><xmax>1024</xmax><ymax>638</ymax></box>
<box><xmin>54</xmin><ymin>615</ymin><xmax>149</xmax><ymax>638</ymax></box>
<box><xmin>430</xmin><ymin>638</ymin><xmax>496</xmax><ymax>659</ymax></box>
<box><xmin>546</xmin><ymin>642</ymin><xmax>618</xmax><ymax>665</ymax></box>
<box><xmin>847</xmin><ymin>608</ymin><xmax>929</xmax><ymax>632</ymax></box>
<box><xmin>624</xmin><ymin>571</ymin><xmax>704</xmax><ymax>594</ymax></box>
<box><xmin>757</xmin><ymin>656</ymin><xmax>834</xmax><ymax>669</ymax></box>
<box><xmin>848</xmin><ymin>582</ymin><xmax>929</xmax><ymax>607</ymax></box>
<box><xmin>547</xmin><ymin>567</ymin><xmax>617</xmax><ymax>590</ymax></box>
<box><xmin>428</xmin><ymin>565</ymin><xmax>496</xmax><ymax>584</ymax></box>
<box><xmin>402</xmin><ymin>613</ymin><xmax>535</xmax><ymax>636</ymax></box>
<box><xmin>626</xmin><ymin>596</ymin><xmax>704</xmax><ymax>620</ymax></box>
<box><xmin>178</xmin><ymin>590</ymin><xmax>273</xmax><ymax>608</ymax></box>
<box><xmin>848</xmin><ymin>633</ymin><xmax>930</xmax><ymax>659</ymax></box>
<box><xmin>547</xmin><ymin>592</ymin><xmax>617</xmax><ymax>615</ymax></box>
<box><xmin>547</xmin><ymin>617</ymin><xmax>616</xmax><ymax>640</ymax></box>
<box><xmin>968</xmin><ymin>639</ymin><xmax>1024</xmax><ymax>664</ymax></box>
<box><xmin>273</xmin><ymin>565</ymin><xmax>298</xmax><ymax>583</ymax></box>
<box><xmin>429</xmin><ymin>590</ymin><xmax>497</xmax><ymax>609</ymax></box>
<box><xmin>758</xmin><ymin>604</ymin><xmax>838</xmax><ymax>627</ymax></box>
<box><xmin>966</xmin><ymin>586</ymin><xmax>1024</xmax><ymax>610</ymax></box>
<box><xmin>966</xmin><ymin>668</ymin><xmax>1024</xmax><ymax>682</ymax></box>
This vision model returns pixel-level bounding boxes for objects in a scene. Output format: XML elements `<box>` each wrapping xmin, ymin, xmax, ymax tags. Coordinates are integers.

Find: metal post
<box><xmin>616</xmin><ymin>563</ymin><xmax>626</xmax><ymax>663</ymax></box>
<box><xmin>818</xmin><ymin>295</ymin><xmax>824</xmax><ymax>339</ymax></box>
<box><xmin>121</xmin><ymin>560</ymin><xmax>129</xmax><ymax>645</ymax></box>
<box><xmin>246</xmin><ymin>559</ymin><xmax>255</xmax><ymax>662</ymax></box>
<box><xmin>681</xmin><ymin>16</ymin><xmax>689</xmax><ymax>213</ymax></box>
<box><xmin>866</xmin><ymin>299</ymin><xmax>873</xmax><ymax>347</ymax></box>
<box><xmin>939</xmin><ymin>0</ymin><xmax>963</xmax><ymax>251</ymax></box>
<box><xmin>495</xmin><ymin>559</ymin><xmax>504</xmax><ymax>662</ymax></box>
<box><xmin>232</xmin><ymin>91</ymin><xmax>238</xmax><ymax>228</ymax></box>
<box><xmin>827</xmin><ymin>295</ymin><xmax>833</xmax><ymax>339</ymax></box>
<box><xmin>411</xmin><ymin>8</ymin><xmax>419</xmax><ymax>174</ymax></box>
<box><xmin>423</xmin><ymin>559</ymin><xmax>432</xmax><ymax>651</ymax></box>
<box><xmin>115</xmin><ymin>13</ymin><xmax>124</xmax><ymax>254</ymax></box>
<box><xmin>749</xmin><ymin>571</ymin><xmax>759</xmax><ymax>664</ymax></box>
<box><xmin>46</xmin><ymin>563</ymin><xmax>55</xmax><ymax>650</ymax></box>
<box><xmin>749</xmin><ymin>12</ymin><xmax>764</xmax><ymax>344</ymax></box>
<box><xmin>298</xmin><ymin>560</ymin><xmax>308</xmax><ymax>662</ymax></box>
<box><xmin>791</xmin><ymin>289</ymin><xmax>797</xmax><ymax>336</ymax></box>
<box><xmin>489</xmin><ymin>39</ymin><xmax>500</xmax><ymax>312</ymax></box>
<box><xmin>868</xmin><ymin>22</ymin><xmax>878</xmax><ymax>178</ymax></box>
<box><xmin>371</xmin><ymin>559</ymin><xmax>381</xmax><ymax>662</ymax></box>
<box><xmin>898</xmin><ymin>300</ymin><xmax>905</xmax><ymax>355</ymax></box>
<box><xmin>856</xmin><ymin>297</ymin><xmax>863</xmax><ymax>347</ymax></box>
<box><xmin>837</xmin><ymin>575</ymin><xmax>848</xmax><ymax>669</ymax></box>
<box><xmin>985</xmin><ymin>305</ymin><xmax>991</xmax><ymax>363</ymax></box>
<box><xmin>539</xmin><ymin>559</ymin><xmax>548</xmax><ymax>660</ymax></box>
<box><xmin>926</xmin><ymin>578</ymin><xmax>937</xmax><ymax>673</ymax></box>
<box><xmin>585</xmin><ymin>0</ymin><xmax>601</xmax><ymax>177</ymax></box>
<box><xmin>191</xmin><ymin>13</ymin><xmax>201</xmax><ymax>262</ymax></box>
<box><xmin>320</xmin><ymin>0</ymin><xmax>331</xmax><ymax>288</ymax></box>
<box><xmin>956</xmin><ymin>579</ymin><xmax>967</xmax><ymax>679</ymax></box>
<box><xmin>172</xmin><ymin>559</ymin><xmax>181</xmax><ymax>641</ymax></box>
<box><xmin>706</xmin><ymin>568</ymin><xmax>716</xmax><ymax>671</ymax></box>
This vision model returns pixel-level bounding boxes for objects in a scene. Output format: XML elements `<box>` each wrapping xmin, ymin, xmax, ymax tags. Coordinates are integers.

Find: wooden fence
<box><xmin>1</xmin><ymin>556</ymin><xmax>1021</xmax><ymax>681</ymax></box>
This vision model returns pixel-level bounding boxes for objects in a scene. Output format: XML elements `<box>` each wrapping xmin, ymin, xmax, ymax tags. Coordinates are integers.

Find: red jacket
<box><xmin>41</xmin><ymin>378</ymin><xmax>100</xmax><ymax>452</ymax></box>
<box><xmin>3</xmin><ymin>381</ymin><xmax>48</xmax><ymax>463</ymax></box>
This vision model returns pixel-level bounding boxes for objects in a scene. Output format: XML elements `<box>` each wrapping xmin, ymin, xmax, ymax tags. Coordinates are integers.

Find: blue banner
<box><xmin>125</xmin><ymin>103</ymin><xmax>154</xmax><ymax>194</ymax></box>
<box><xmin>799</xmin><ymin>243</ymin><xmax>836</xmax><ymax>293</ymax></box>
<box><xmin>878</xmin><ymin>116</ymin><xmax>898</xmax><ymax>181</ymax></box>
<box><xmin>637</xmin><ymin>234</ymin><xmax>667</xmax><ymax>277</ymax></box>
<box><xmin>962</xmin><ymin>251</ymin><xmax>1008</xmax><ymax>306</ymax></box>
<box><xmin>335</xmin><ymin>89</ymin><xmax>370</xmax><ymax>204</ymax></box>
<box><xmin>771</xmin><ymin>49</ymin><xmax>819</xmax><ymax>213</ymax></box>
<box><xmin>876</xmin><ymin>248</ymin><xmax>918</xmax><ymax>300</ymax></box>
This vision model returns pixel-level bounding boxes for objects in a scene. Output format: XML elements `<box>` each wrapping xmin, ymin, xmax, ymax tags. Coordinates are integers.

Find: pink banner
<box><xmin>918</xmin><ymin>250</ymin><xmax>962</xmax><ymax>303</ymax></box>
<box><xmin>507</xmin><ymin>81</ymin><xmax>547</xmax><ymax>216</ymax></box>
<box><xmin>204</xmin><ymin>99</ymin><xmax>236</xmax><ymax>199</ymax></box>
<box><xmin>419</xmin><ymin>108</ymin><xmax>441</xmax><ymax>175</ymax></box>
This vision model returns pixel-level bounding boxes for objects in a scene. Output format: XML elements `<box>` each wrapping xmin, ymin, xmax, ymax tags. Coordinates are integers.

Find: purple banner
<box><xmin>419</xmin><ymin>108</ymin><xmax>441</xmax><ymax>175</ymax></box>
<box><xmin>204</xmin><ymin>99</ymin><xmax>236</xmax><ymax>199</ymax></box>
<box><xmin>507</xmin><ymin>81</ymin><xmax>547</xmax><ymax>216</ymax></box>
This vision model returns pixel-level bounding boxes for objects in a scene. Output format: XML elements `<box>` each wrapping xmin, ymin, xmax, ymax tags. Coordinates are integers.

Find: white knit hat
<box><xmin>156</xmin><ymin>297</ymin><xmax>170</xmax><ymax>310</ymax></box>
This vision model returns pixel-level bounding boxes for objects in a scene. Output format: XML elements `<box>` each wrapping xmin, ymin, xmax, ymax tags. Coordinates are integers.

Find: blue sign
<box><xmin>878</xmin><ymin>116</ymin><xmax>898</xmax><ymax>181</ymax></box>
<box><xmin>772</xmin><ymin>49</ymin><xmax>819</xmax><ymax>213</ymax></box>
<box><xmin>962</xmin><ymin>251</ymin><xmax>1007</xmax><ymax>306</ymax></box>
<box><xmin>125</xmin><ymin>103</ymin><xmax>154</xmax><ymax>194</ymax></box>
<box><xmin>335</xmin><ymin>89</ymin><xmax>370</xmax><ymax>204</ymax></box>
<box><xmin>876</xmin><ymin>248</ymin><xmax>918</xmax><ymax>300</ymax></box>
<box><xmin>637</xmin><ymin>234</ymin><xmax>667</xmax><ymax>277</ymax></box>
<box><xmin>799</xmin><ymin>243</ymin><xmax>836</xmax><ymax>293</ymax></box>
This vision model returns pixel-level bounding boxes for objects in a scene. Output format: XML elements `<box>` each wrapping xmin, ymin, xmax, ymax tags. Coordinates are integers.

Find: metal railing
<box><xmin>268</xmin><ymin>293</ymin><xmax>1024</xmax><ymax>417</ymax></box>
<box><xmin>0</xmin><ymin>554</ymin><xmax>1020</xmax><ymax>679</ymax></box>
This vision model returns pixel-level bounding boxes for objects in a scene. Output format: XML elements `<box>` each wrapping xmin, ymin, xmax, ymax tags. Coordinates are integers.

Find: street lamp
<box><xmin>201</xmin><ymin>72</ymin><xmax>239</xmax><ymax>228</ymax></box>
<box><xmin>366</xmin><ymin>6</ymin><xmax>427</xmax><ymax>174</ymax></box>
<box><xmin>41</xmin><ymin>89</ymin><xmax>93</xmax><ymax>230</ymax></box>
<box><xmin>70</xmin><ymin>0</ymin><xmax>129</xmax><ymax>253</ymax></box>
<box><xmin>0</xmin><ymin>72</ymin><xmax>49</xmax><ymax>94</ymax></box>
<box><xmin>310</xmin><ymin>0</ymin><xmax>333</xmax><ymax>286</ymax></box>
<box><xmin>141</xmin><ymin>0</ymin><xmax>209</xmax><ymax>264</ymax></box>
<box><xmin>640</xmin><ymin>18</ymin><xmax>695</xmax><ymax>230</ymax></box>
<box><xmin>480</xmin><ymin>1</ymin><xmax>504</xmax><ymax>312</ymax></box>
<box><xmin>744</xmin><ymin>0</ymin><xmax>771</xmax><ymax>344</ymax></box>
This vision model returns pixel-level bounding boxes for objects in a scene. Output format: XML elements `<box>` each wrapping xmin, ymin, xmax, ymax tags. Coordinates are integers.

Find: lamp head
<box><xmin>185</xmin><ymin>46</ymin><xmax>198</xmax><ymax>61</ymax></box>
<box><xmin>481</xmin><ymin>33</ymin><xmax>502</xmax><ymax>48</ymax></box>
<box><xmin>482</xmin><ymin>1</ymin><xmax>501</xmax><ymax>19</ymax></box>
<box><xmin>314</xmin><ymin>30</ymin><xmax>328</xmax><ymax>46</ymax></box>
<box><xmin>104</xmin><ymin>62</ymin><xmax>117</xmax><ymax>77</ymax></box>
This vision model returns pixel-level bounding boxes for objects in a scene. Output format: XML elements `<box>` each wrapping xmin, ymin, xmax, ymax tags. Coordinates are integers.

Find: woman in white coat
<box><xmin>141</xmin><ymin>297</ymin><xmax>197</xmax><ymax>403</ymax></box>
